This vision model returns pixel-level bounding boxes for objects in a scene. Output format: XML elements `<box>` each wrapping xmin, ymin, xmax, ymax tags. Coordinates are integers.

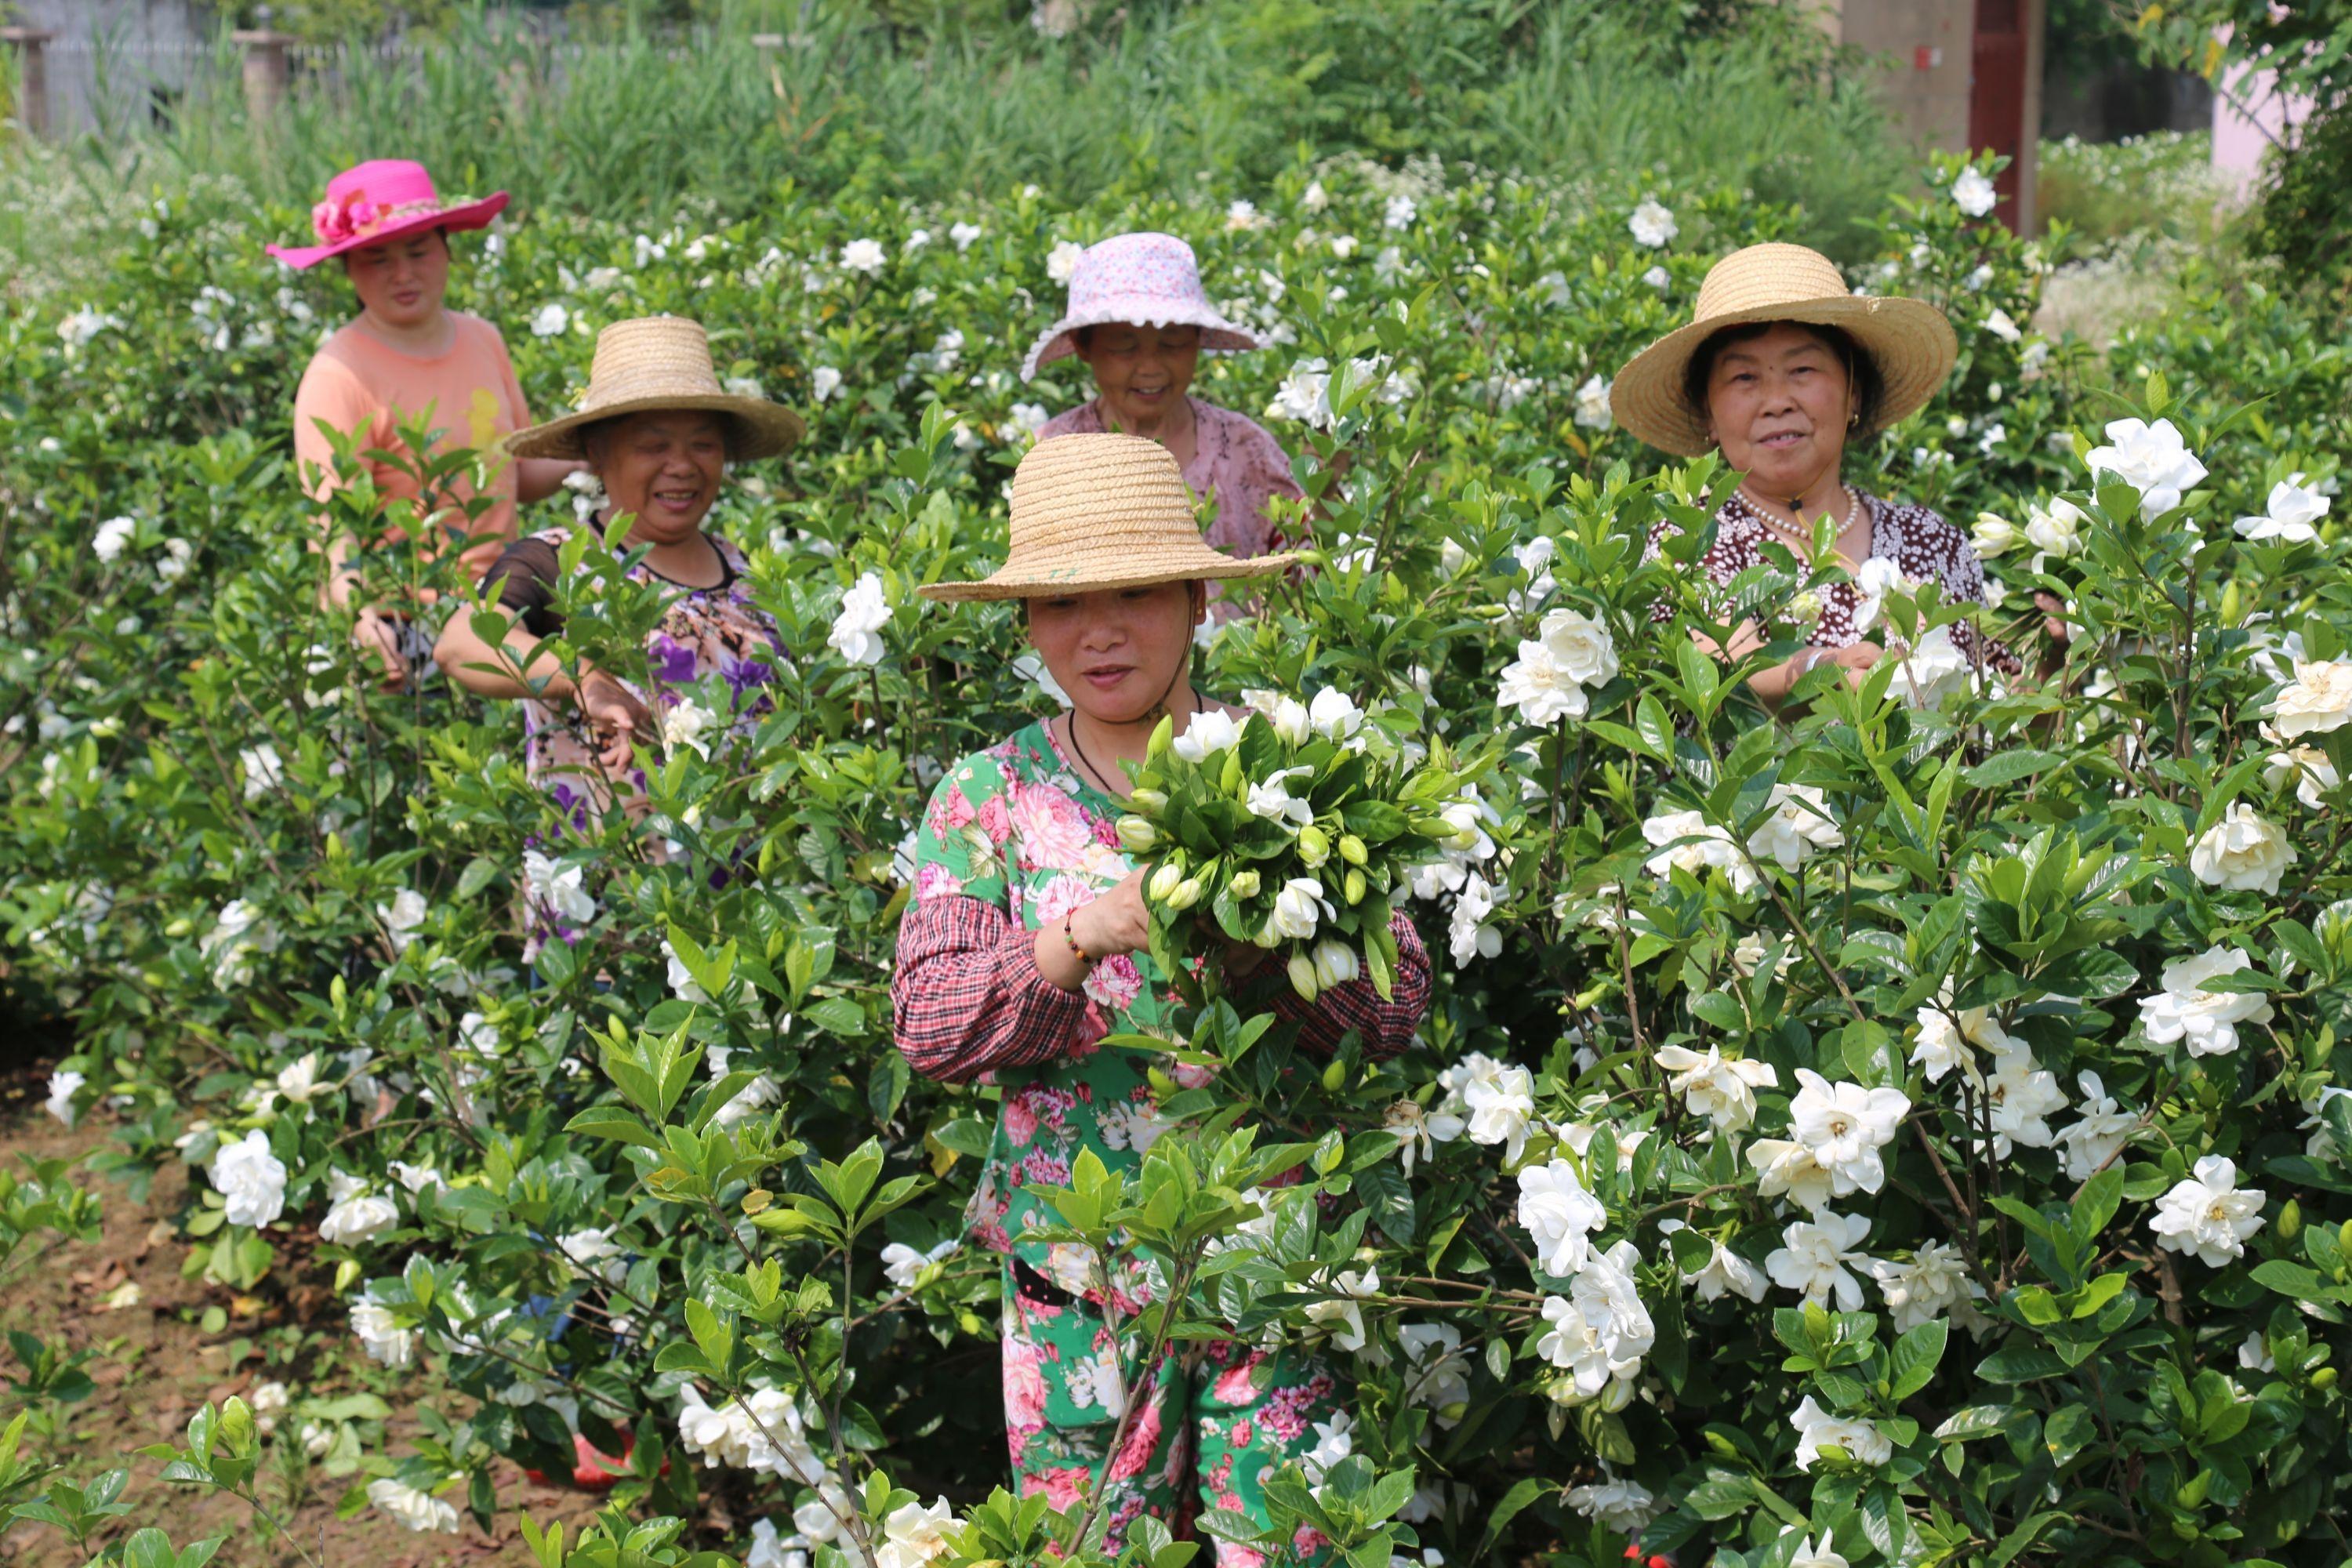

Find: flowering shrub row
<box><xmin>4</xmin><ymin>151</ymin><xmax>2352</xmax><ymax>1566</ymax></box>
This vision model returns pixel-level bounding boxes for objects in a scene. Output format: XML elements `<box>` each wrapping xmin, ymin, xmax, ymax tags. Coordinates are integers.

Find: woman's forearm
<box><xmin>516</xmin><ymin>458</ymin><xmax>580</xmax><ymax>505</ymax></box>
<box><xmin>434</xmin><ymin>606</ymin><xmax>574</xmax><ymax>700</ymax></box>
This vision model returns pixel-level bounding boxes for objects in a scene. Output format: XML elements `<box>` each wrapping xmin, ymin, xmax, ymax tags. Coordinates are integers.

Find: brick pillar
<box><xmin>231</xmin><ymin>29</ymin><xmax>298</xmax><ymax>122</ymax></box>
<box><xmin>0</xmin><ymin>27</ymin><xmax>56</xmax><ymax>137</ymax></box>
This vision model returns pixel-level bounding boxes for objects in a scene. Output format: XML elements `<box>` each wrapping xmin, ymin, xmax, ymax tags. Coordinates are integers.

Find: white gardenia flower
<box><xmin>319</xmin><ymin>1171</ymin><xmax>399</xmax><ymax>1245</ymax></box>
<box><xmin>531</xmin><ymin>303</ymin><xmax>569</xmax><ymax>337</ymax></box>
<box><xmin>810</xmin><ymin>366</ymin><xmax>844</xmax><ymax>403</ymax></box>
<box><xmin>44</xmin><ymin>1069</ymin><xmax>86</xmax><ymax>1127</ymax></box>
<box><xmin>1747</xmin><ymin>783</ymin><xmax>1842</xmax><ymax>873</ymax></box>
<box><xmin>1271</xmin><ymin>877</ymin><xmax>1330</xmax><ymax>941</ymax></box>
<box><xmin>209</xmin><ymin>1129</ymin><xmax>288</xmax><ymax>1229</ymax></box>
<box><xmin>240</xmin><ymin>742</ymin><xmax>285</xmax><ymax>802</ymax></box>
<box><xmin>1788</xmin><ymin>1069</ymin><xmax>1909</xmax><ymax>1199</ymax></box>
<box><xmin>1791</xmin><ymin>1394</ymin><xmax>1893</xmax><ymax>1469</ymax></box>
<box><xmin>2301</xmin><ymin>1083</ymin><xmax>2352</xmax><ymax>1161</ymax></box>
<box><xmin>2190</xmin><ymin>803</ymin><xmax>2295</xmax><ymax>894</ymax></box>
<box><xmin>2234</xmin><ymin>475</ymin><xmax>2330</xmax><ymax>544</ymax></box>
<box><xmin>742</xmin><ymin>1519</ymin><xmax>804</xmax><ymax>1568</ymax></box>
<box><xmin>1516</xmin><ymin>1159</ymin><xmax>1607</xmax><ymax>1276</ymax></box>
<box><xmin>350</xmin><ymin>1292</ymin><xmax>413</xmax><ymax>1367</ymax></box>
<box><xmin>156</xmin><ymin>537</ymin><xmax>195</xmax><ymax>583</ymax></box>
<box><xmin>2086</xmin><ymin>416</ymin><xmax>2208</xmax><ymax>517</ymax></box>
<box><xmin>1980</xmin><ymin>1041</ymin><xmax>2068</xmax><ymax>1158</ymax></box>
<box><xmin>2268</xmin><ymin>739</ymin><xmax>2343</xmax><ymax>809</ymax></box>
<box><xmin>1499</xmin><ymin>607</ymin><xmax>1618</xmax><ymax>727</ymax></box>
<box><xmin>1310</xmin><ymin>939</ymin><xmax>1361</xmax><ymax>992</ymax></box>
<box><xmin>1457</xmin><ymin>1048</ymin><xmax>1531</xmax><ymax>1157</ymax></box>
<box><xmin>1951</xmin><ymin>167</ymin><xmax>1998</xmax><ymax>217</ymax></box>
<box><xmin>1788</xmin><ymin>1535</ymin><xmax>1850</xmax><ymax>1568</ymax></box>
<box><xmin>828</xmin><ymin>572</ymin><xmax>891</xmax><ymax>666</ymax></box>
<box><xmin>367</xmin><ymin>1477</ymin><xmax>459</xmax><ymax>1534</ymax></box>
<box><xmin>1766</xmin><ymin>1210</ymin><xmax>1876</xmax><ymax>1310</ymax></box>
<box><xmin>949</xmin><ymin>221</ymin><xmax>983</xmax><ymax>252</ymax></box>
<box><xmin>1171</xmin><ymin>708</ymin><xmax>1244</xmax><ymax>762</ymax></box>
<box><xmin>1641</xmin><ymin>808</ymin><xmax>1759</xmax><ymax>895</ymax></box>
<box><xmin>94</xmin><ymin>515</ymin><xmax>137</xmax><ymax>563</ymax></box>
<box><xmin>1307</xmin><ymin>686</ymin><xmax>1365</xmax><ymax>741</ymax></box>
<box><xmin>2024</xmin><ymin>495</ymin><xmax>2087</xmax><ymax>558</ymax></box>
<box><xmin>880</xmin><ymin>1238</ymin><xmax>958</xmax><ymax>1290</ymax></box>
<box><xmin>1891</xmin><ymin>624</ymin><xmax>1974</xmax><ymax>710</ymax></box>
<box><xmin>522</xmin><ymin>850</ymin><xmax>597</xmax><ymax>925</ymax></box>
<box><xmin>1299</xmin><ymin>1410</ymin><xmax>1355</xmax><ymax>1482</ymax></box>
<box><xmin>2055</xmin><ymin>1071</ymin><xmax>2141</xmax><ymax>1181</ymax></box>
<box><xmin>1653</xmin><ymin>1044</ymin><xmax>1777</xmax><ymax>1135</ymax></box>
<box><xmin>1664</xmin><ymin>1221</ymin><xmax>1769</xmax><ymax>1303</ymax></box>
<box><xmin>1628</xmin><ymin>200</ymin><xmax>1677</xmax><ymax>248</ymax></box>
<box><xmin>2150</xmin><ymin>1155</ymin><xmax>2267</xmax><ymax>1267</ymax></box>
<box><xmin>1384</xmin><ymin>194</ymin><xmax>1417</xmax><ymax>230</ymax></box>
<box><xmin>1045</xmin><ymin>240</ymin><xmax>1085</xmax><ymax>284</ymax></box>
<box><xmin>1971</xmin><ymin>511</ymin><xmax>2024</xmax><ymax>557</ymax></box>
<box><xmin>1305</xmin><ymin>1267</ymin><xmax>1379</xmax><ymax>1354</ymax></box>
<box><xmin>1865</xmin><ymin>1239</ymin><xmax>1983</xmax><ymax>1332</ymax></box>
<box><xmin>1983</xmin><ymin>307</ymin><xmax>2022</xmax><ymax>343</ymax></box>
<box><xmin>661</xmin><ymin>695</ymin><xmax>718</xmax><ymax>760</ymax></box>
<box><xmin>1564</xmin><ymin>1472</ymin><xmax>1657</xmax><ymax>1534</ymax></box>
<box><xmin>2265</xmin><ymin>659</ymin><xmax>2352</xmax><ymax>739</ymax></box>
<box><xmin>839</xmin><ymin>238</ymin><xmax>887</xmax><ymax>276</ymax></box>
<box><xmin>1910</xmin><ymin>985</ymin><xmax>2022</xmax><ymax>1083</ymax></box>
<box><xmin>877</xmin><ymin>1497</ymin><xmax>956</xmax><ymax>1568</ymax></box>
<box><xmin>2139</xmin><ymin>946</ymin><xmax>2274</xmax><ymax>1058</ymax></box>
<box><xmin>1536</xmin><ymin>1241</ymin><xmax>1653</xmax><ymax>1405</ymax></box>
<box><xmin>1398</xmin><ymin>1323</ymin><xmax>1472</xmax><ymax>1419</ymax></box>
<box><xmin>1573</xmin><ymin>374</ymin><xmax>1613</xmax><ymax>430</ymax></box>
<box><xmin>377</xmin><ymin>887</ymin><xmax>429</xmax><ymax>953</ymax></box>
<box><xmin>59</xmin><ymin>303</ymin><xmax>120</xmax><ymax>346</ymax></box>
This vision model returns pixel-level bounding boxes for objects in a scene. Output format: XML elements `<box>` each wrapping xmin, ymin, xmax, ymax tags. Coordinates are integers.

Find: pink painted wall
<box><xmin>2212</xmin><ymin>42</ymin><xmax>2314</xmax><ymax>187</ymax></box>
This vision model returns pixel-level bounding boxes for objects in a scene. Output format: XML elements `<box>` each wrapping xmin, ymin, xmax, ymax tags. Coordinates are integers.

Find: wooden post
<box><xmin>0</xmin><ymin>27</ymin><xmax>56</xmax><ymax>137</ymax></box>
<box><xmin>231</xmin><ymin>29</ymin><xmax>298</xmax><ymax>122</ymax></box>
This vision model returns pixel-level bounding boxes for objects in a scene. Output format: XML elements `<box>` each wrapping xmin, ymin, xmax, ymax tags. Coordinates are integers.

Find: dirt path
<box><xmin>0</xmin><ymin>1059</ymin><xmax>608</xmax><ymax>1566</ymax></box>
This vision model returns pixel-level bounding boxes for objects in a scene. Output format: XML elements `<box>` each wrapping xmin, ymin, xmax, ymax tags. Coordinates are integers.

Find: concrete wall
<box><xmin>6</xmin><ymin>0</ymin><xmax>216</xmax><ymax>136</ymax></box>
<box><xmin>1808</xmin><ymin>0</ymin><xmax>1979</xmax><ymax>151</ymax></box>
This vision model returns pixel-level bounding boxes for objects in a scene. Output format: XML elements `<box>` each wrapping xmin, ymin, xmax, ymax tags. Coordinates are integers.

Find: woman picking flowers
<box><xmin>891</xmin><ymin>433</ymin><xmax>1431</xmax><ymax>1554</ymax></box>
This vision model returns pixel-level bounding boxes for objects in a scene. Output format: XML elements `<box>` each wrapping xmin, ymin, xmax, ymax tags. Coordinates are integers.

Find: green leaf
<box><xmin>803</xmin><ymin>996</ymin><xmax>866</xmax><ymax>1036</ymax></box>
<box><xmin>563</xmin><ymin>1107</ymin><xmax>666</xmax><ymax>1150</ymax></box>
<box><xmin>1888</xmin><ymin>1319</ymin><xmax>1947</xmax><ymax>1400</ymax></box>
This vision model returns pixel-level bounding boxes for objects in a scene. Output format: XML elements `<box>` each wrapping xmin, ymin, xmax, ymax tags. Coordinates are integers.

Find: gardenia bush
<box><xmin>5</xmin><ymin>148</ymin><xmax>2352</xmax><ymax>1567</ymax></box>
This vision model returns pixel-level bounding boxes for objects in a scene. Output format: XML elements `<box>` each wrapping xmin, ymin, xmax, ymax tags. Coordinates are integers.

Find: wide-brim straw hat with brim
<box><xmin>921</xmin><ymin>433</ymin><xmax>1294</xmax><ymax>602</ymax></box>
<box><xmin>266</xmin><ymin>158</ymin><xmax>509</xmax><ymax>270</ymax></box>
<box><xmin>1022</xmin><ymin>231</ymin><xmax>1264</xmax><ymax>383</ymax></box>
<box><xmin>504</xmin><ymin>316</ymin><xmax>805</xmax><ymax>462</ymax></box>
<box><xmin>1610</xmin><ymin>242</ymin><xmax>1958</xmax><ymax>458</ymax></box>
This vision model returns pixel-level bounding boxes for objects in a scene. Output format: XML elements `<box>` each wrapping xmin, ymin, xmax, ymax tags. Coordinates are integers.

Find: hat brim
<box><xmin>265</xmin><ymin>192</ymin><xmax>510</xmax><ymax>270</ymax></box>
<box><xmin>1022</xmin><ymin>310</ymin><xmax>1263</xmax><ymax>382</ymax></box>
<box><xmin>920</xmin><ymin>550</ymin><xmax>1296</xmax><ymax>603</ymax></box>
<box><xmin>503</xmin><ymin>394</ymin><xmax>807</xmax><ymax>462</ymax></box>
<box><xmin>1609</xmin><ymin>294</ymin><xmax>1958</xmax><ymax>457</ymax></box>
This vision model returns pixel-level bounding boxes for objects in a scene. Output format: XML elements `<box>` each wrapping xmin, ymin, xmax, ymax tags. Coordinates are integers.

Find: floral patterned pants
<box><xmin>1000</xmin><ymin>1258</ymin><xmax>1348</xmax><ymax>1566</ymax></box>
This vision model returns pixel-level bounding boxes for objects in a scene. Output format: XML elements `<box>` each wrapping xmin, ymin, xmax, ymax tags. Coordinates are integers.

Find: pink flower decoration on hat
<box><xmin>310</xmin><ymin>200</ymin><xmax>350</xmax><ymax>245</ymax></box>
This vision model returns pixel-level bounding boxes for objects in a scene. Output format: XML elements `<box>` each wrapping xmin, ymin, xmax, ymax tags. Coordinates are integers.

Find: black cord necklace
<box><xmin>1065</xmin><ymin>663</ymin><xmax>1199</xmax><ymax>800</ymax></box>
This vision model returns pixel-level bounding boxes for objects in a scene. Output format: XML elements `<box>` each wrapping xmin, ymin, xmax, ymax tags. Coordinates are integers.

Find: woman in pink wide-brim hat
<box><xmin>1027</xmin><ymin>233</ymin><xmax>1304</xmax><ymax>615</ymax></box>
<box><xmin>271</xmin><ymin>158</ymin><xmax>575</xmax><ymax>690</ymax></box>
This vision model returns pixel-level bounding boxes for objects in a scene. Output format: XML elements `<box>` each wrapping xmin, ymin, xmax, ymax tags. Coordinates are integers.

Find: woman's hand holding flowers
<box><xmin>1036</xmin><ymin>868</ymin><xmax>1152</xmax><ymax>993</ymax></box>
<box><xmin>575</xmin><ymin>668</ymin><xmax>652</xmax><ymax>772</ymax></box>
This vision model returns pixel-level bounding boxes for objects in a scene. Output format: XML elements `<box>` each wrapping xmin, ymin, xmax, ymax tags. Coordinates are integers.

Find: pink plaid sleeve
<box><xmin>1274</xmin><ymin>912</ymin><xmax>1433</xmax><ymax>1059</ymax></box>
<box><xmin>891</xmin><ymin>895</ymin><xmax>1091</xmax><ymax>1084</ymax></box>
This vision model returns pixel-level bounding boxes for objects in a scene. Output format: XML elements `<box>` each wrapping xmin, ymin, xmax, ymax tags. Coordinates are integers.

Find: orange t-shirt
<box><xmin>290</xmin><ymin>311</ymin><xmax>535</xmax><ymax>580</ymax></box>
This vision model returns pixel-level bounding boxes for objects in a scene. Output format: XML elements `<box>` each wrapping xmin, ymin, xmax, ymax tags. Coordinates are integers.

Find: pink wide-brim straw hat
<box><xmin>266</xmin><ymin>159</ymin><xmax>509</xmax><ymax>270</ymax></box>
<box><xmin>1021</xmin><ymin>231</ymin><xmax>1263</xmax><ymax>383</ymax></box>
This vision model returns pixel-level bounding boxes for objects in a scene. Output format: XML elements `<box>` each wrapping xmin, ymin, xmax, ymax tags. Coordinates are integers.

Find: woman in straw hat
<box><xmin>1029</xmin><ymin>234</ymin><xmax>1305</xmax><ymax>602</ymax></box>
<box><xmin>892</xmin><ymin>433</ymin><xmax>1430</xmax><ymax>1531</ymax></box>
<box><xmin>272</xmin><ymin>159</ymin><xmax>577</xmax><ymax>689</ymax></box>
<box><xmin>434</xmin><ymin>318</ymin><xmax>802</xmax><ymax>889</ymax></box>
<box><xmin>1612</xmin><ymin>242</ymin><xmax>2057</xmax><ymax>709</ymax></box>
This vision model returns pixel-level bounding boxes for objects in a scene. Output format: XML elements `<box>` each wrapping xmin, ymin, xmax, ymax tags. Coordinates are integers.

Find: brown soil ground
<box><xmin>0</xmin><ymin>1058</ymin><xmax>609</xmax><ymax>1566</ymax></box>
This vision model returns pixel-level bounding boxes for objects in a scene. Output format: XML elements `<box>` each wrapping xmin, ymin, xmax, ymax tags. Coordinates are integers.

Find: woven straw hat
<box><xmin>920</xmin><ymin>434</ymin><xmax>1294</xmax><ymax>602</ymax></box>
<box><xmin>504</xmin><ymin>317</ymin><xmax>805</xmax><ymax>461</ymax></box>
<box><xmin>1610</xmin><ymin>243</ymin><xmax>1957</xmax><ymax>457</ymax></box>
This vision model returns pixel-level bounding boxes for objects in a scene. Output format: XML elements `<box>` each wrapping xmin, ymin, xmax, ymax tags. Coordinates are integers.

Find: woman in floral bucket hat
<box><xmin>892</xmin><ymin>432</ymin><xmax>1430</xmax><ymax>1551</ymax></box>
<box><xmin>1612</xmin><ymin>242</ymin><xmax>2058</xmax><ymax>710</ymax></box>
<box><xmin>273</xmin><ymin>159</ymin><xmax>576</xmax><ymax>688</ymax></box>
<box><xmin>1030</xmin><ymin>233</ymin><xmax>1305</xmax><ymax>604</ymax></box>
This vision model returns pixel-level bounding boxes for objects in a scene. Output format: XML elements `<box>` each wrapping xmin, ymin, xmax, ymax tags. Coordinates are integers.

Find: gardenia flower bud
<box><xmin>1338</xmin><ymin>833</ymin><xmax>1369</xmax><ymax>867</ymax></box>
<box><xmin>1344</xmin><ymin>869</ymin><xmax>1367</xmax><ymax>904</ymax></box>
<box><xmin>1227</xmin><ymin>869</ymin><xmax>1261</xmax><ymax>899</ymax></box>
<box><xmin>1287</xmin><ymin>952</ymin><xmax>1320</xmax><ymax>1000</ymax></box>
<box><xmin>1149</xmin><ymin>862</ymin><xmax>1185</xmax><ymax>902</ymax></box>
<box><xmin>1129</xmin><ymin>787</ymin><xmax>1169</xmax><ymax>813</ymax></box>
<box><xmin>1311</xmin><ymin>939</ymin><xmax>1360</xmax><ymax>991</ymax></box>
<box><xmin>1164</xmin><ymin>877</ymin><xmax>1204</xmax><ymax>912</ymax></box>
<box><xmin>1298</xmin><ymin>826</ymin><xmax>1333</xmax><ymax>869</ymax></box>
<box><xmin>1116</xmin><ymin>816</ymin><xmax>1157</xmax><ymax>853</ymax></box>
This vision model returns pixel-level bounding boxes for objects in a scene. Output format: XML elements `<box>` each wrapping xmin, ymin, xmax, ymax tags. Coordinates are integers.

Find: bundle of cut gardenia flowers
<box><xmin>1117</xmin><ymin>688</ymin><xmax>1476</xmax><ymax>1003</ymax></box>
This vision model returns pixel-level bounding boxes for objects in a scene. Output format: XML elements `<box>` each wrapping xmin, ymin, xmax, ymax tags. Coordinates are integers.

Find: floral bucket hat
<box><xmin>1021</xmin><ymin>231</ymin><xmax>1264</xmax><ymax>383</ymax></box>
<box><xmin>265</xmin><ymin>159</ymin><xmax>510</xmax><ymax>270</ymax></box>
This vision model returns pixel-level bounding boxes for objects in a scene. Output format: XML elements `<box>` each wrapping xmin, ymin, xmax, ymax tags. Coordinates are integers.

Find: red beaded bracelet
<box><xmin>1062</xmin><ymin>912</ymin><xmax>1094</xmax><ymax>967</ymax></box>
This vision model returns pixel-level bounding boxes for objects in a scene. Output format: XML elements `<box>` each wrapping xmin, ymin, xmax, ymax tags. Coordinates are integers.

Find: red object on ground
<box><xmin>524</xmin><ymin>1432</ymin><xmax>633</xmax><ymax>1490</ymax></box>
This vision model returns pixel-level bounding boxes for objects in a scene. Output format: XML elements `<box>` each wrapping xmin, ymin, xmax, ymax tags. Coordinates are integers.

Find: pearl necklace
<box><xmin>1745</xmin><ymin>483</ymin><xmax>1862</xmax><ymax>557</ymax></box>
